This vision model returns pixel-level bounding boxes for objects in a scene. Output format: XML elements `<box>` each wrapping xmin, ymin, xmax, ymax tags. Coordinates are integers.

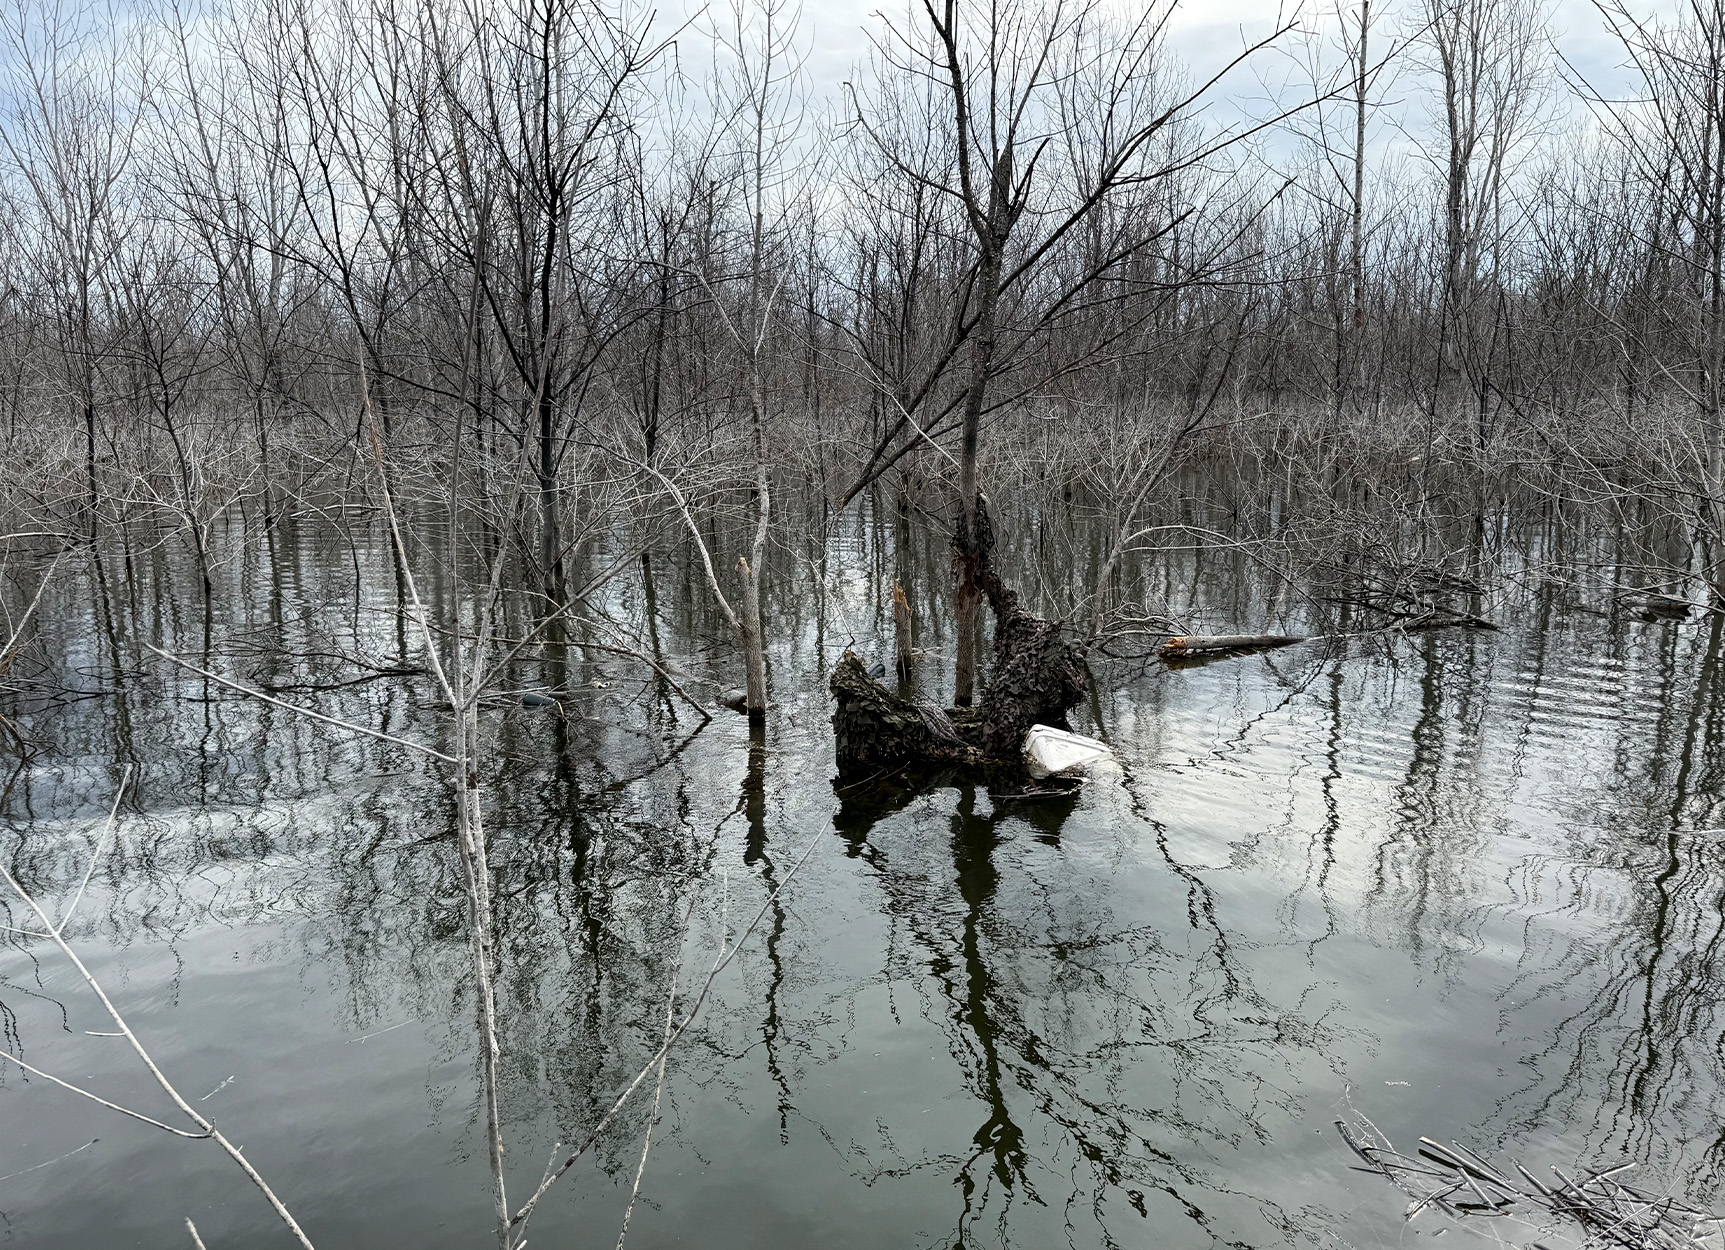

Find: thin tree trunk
<box><xmin>893</xmin><ymin>577</ymin><xmax>913</xmax><ymax>679</ymax></box>
<box><xmin>452</xmin><ymin>701</ymin><xmax>509</xmax><ymax>1249</ymax></box>
<box><xmin>1348</xmin><ymin>1</ymin><xmax>1369</xmax><ymax>416</ymax></box>
<box><xmin>537</xmin><ymin>392</ymin><xmax>563</xmax><ymax>601</ymax></box>
<box><xmin>738</xmin><ymin>556</ymin><xmax>767</xmax><ymax>723</ymax></box>
<box><xmin>740</xmin><ymin>345</ymin><xmax>771</xmax><ymax>719</ymax></box>
<box><xmin>954</xmin><ymin>241</ymin><xmax>1003</xmax><ymax>706</ymax></box>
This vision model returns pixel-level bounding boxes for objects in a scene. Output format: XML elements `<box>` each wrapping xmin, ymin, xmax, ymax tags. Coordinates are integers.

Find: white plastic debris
<box><xmin>1023</xmin><ymin>724</ymin><xmax>1112</xmax><ymax>778</ymax></box>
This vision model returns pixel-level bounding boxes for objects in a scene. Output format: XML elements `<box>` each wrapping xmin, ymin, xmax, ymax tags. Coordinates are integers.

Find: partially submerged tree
<box><xmin>842</xmin><ymin>0</ymin><xmax>1303</xmax><ymax>723</ymax></box>
<box><xmin>1584</xmin><ymin>0</ymin><xmax>1725</xmax><ymax>598</ymax></box>
<box><xmin>831</xmin><ymin>493</ymin><xmax>1089</xmax><ymax>771</ymax></box>
<box><xmin>1415</xmin><ymin>0</ymin><xmax>1553</xmax><ymax>451</ymax></box>
<box><xmin>652</xmin><ymin>0</ymin><xmax>812</xmax><ymax>722</ymax></box>
<box><xmin>0</xmin><ymin>0</ymin><xmax>144</xmax><ymax>524</ymax></box>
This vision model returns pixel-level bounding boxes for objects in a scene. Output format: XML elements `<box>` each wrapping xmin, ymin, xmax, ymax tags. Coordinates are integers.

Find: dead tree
<box><xmin>843</xmin><ymin>0</ymin><xmax>1301</xmax><ymax>709</ymax></box>
<box><xmin>0</xmin><ymin>0</ymin><xmax>142</xmax><ymax>524</ymax></box>
<box><xmin>832</xmin><ymin>494</ymin><xmax>1088</xmax><ymax>771</ymax></box>
<box><xmin>1417</xmin><ymin>0</ymin><xmax>1551</xmax><ymax>452</ymax></box>
<box><xmin>1586</xmin><ymin>0</ymin><xmax>1725</xmax><ymax>598</ymax></box>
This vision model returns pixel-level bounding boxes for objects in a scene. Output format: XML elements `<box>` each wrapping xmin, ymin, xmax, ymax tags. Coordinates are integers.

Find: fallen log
<box><xmin>831</xmin><ymin>652</ymin><xmax>984</xmax><ymax>770</ymax></box>
<box><xmin>1619</xmin><ymin>589</ymin><xmax>1702</xmax><ymax>617</ymax></box>
<box><xmin>1158</xmin><ymin>633</ymin><xmax>1303</xmax><ymax>658</ymax></box>
<box><xmin>1161</xmin><ymin>614</ymin><xmax>1496</xmax><ymax>664</ymax></box>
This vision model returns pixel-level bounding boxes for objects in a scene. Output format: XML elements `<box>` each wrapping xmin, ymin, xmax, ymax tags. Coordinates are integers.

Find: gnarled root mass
<box><xmin>831</xmin><ymin>495</ymin><xmax>1089</xmax><ymax>773</ymax></box>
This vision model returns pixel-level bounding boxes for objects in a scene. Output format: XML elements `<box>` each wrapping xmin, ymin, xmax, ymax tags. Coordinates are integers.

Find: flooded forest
<box><xmin>4</xmin><ymin>0</ymin><xmax>1725</xmax><ymax>1246</ymax></box>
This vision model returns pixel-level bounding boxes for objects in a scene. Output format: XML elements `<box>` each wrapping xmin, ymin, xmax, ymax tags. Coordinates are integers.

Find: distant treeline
<box><xmin>0</xmin><ymin>0</ymin><xmax>1721</xmax><ymax>598</ymax></box>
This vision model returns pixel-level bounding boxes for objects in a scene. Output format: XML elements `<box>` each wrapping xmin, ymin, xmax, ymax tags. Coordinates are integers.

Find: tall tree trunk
<box><xmin>644</xmin><ymin>223</ymin><xmax>671</xmax><ymax>468</ymax></box>
<box><xmin>537</xmin><ymin>391</ymin><xmax>563</xmax><ymax>602</ymax></box>
<box><xmin>83</xmin><ymin>389</ymin><xmax>98</xmax><ymax>518</ymax></box>
<box><xmin>740</xmin><ymin>350</ymin><xmax>771</xmax><ymax>720</ymax></box>
<box><xmin>738</xmin><ymin>555</ymin><xmax>767</xmax><ymax>723</ymax></box>
<box><xmin>954</xmin><ymin>240</ymin><xmax>1003</xmax><ymax>707</ymax></box>
<box><xmin>1347</xmin><ymin>0</ymin><xmax>1369</xmax><ymax>417</ymax></box>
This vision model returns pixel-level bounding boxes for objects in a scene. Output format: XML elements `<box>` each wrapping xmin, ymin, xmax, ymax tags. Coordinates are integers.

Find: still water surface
<box><xmin>2</xmin><ymin>504</ymin><xmax>1721</xmax><ymax>1248</ymax></box>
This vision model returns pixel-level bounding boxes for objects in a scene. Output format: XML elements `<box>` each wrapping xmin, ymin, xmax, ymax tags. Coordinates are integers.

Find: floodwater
<box><xmin>2</xmin><ymin>496</ymin><xmax>1723</xmax><ymax>1249</ymax></box>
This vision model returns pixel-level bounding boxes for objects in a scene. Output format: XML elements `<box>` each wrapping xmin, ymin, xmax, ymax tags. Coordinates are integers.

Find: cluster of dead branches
<box><xmin>1339</xmin><ymin>1115</ymin><xmax>1725</xmax><ymax>1250</ymax></box>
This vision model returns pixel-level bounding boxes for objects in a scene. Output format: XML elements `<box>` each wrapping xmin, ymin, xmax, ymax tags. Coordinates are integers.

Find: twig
<box><xmin>567</xmin><ymin>611</ymin><xmax>712</xmax><ymax>723</ymax></box>
<box><xmin>615</xmin><ymin>911</ymin><xmax>693</xmax><ymax>1250</ymax></box>
<box><xmin>0</xmin><ymin>553</ymin><xmax>62</xmax><ymax>677</ymax></box>
<box><xmin>0</xmin><ymin>1138</ymin><xmax>97</xmax><ymax>1184</ymax></box>
<box><xmin>56</xmin><ymin>765</ymin><xmax>130</xmax><ymax>935</ymax></box>
<box><xmin>0</xmin><ymin>1049</ymin><xmax>210</xmax><ymax>1138</ymax></box>
<box><xmin>144</xmin><ymin>644</ymin><xmax>453</xmax><ymax>764</ymax></box>
<box><xmin>508</xmin><ymin>828</ymin><xmax>823</xmax><ymax>1238</ymax></box>
<box><xmin>424</xmin><ymin>615</ymin><xmax>712</xmax><ymax>722</ymax></box>
<box><xmin>0</xmin><ymin>775</ymin><xmax>317</xmax><ymax>1249</ymax></box>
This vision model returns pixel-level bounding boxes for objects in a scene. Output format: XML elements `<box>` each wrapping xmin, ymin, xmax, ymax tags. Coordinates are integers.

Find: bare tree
<box><xmin>0</xmin><ymin>0</ymin><xmax>145</xmax><ymax>523</ymax></box>
<box><xmin>849</xmin><ymin>0</ymin><xmax>1300</xmax><ymax>702</ymax></box>
<box><xmin>1416</xmin><ymin>0</ymin><xmax>1552</xmax><ymax>450</ymax></box>
<box><xmin>1584</xmin><ymin>0</ymin><xmax>1725</xmax><ymax>597</ymax></box>
<box><xmin>674</xmin><ymin>0</ymin><xmax>811</xmax><ymax>720</ymax></box>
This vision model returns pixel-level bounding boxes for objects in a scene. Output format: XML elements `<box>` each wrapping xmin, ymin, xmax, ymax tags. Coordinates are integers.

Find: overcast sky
<box><xmin>661</xmin><ymin>0</ymin><xmax>1682</xmax><ymax>208</ymax></box>
<box><xmin>781</xmin><ymin>0</ymin><xmax>1678</xmax><ymax>131</ymax></box>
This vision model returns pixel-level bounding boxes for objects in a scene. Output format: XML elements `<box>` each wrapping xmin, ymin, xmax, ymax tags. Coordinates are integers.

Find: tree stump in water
<box><xmin>892</xmin><ymin>579</ymin><xmax>914</xmax><ymax>678</ymax></box>
<box><xmin>831</xmin><ymin>495</ymin><xmax>1089</xmax><ymax>772</ymax></box>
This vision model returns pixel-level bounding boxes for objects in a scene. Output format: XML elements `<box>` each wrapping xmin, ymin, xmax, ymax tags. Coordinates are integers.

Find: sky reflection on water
<box><xmin>2</xmin><ymin>505</ymin><xmax>1723</xmax><ymax>1249</ymax></box>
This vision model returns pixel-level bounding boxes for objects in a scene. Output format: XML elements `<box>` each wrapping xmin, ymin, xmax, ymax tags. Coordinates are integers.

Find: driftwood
<box><xmin>1158</xmin><ymin>633</ymin><xmax>1304</xmax><ymax>658</ymax></box>
<box><xmin>832</xmin><ymin>495</ymin><xmax>1089</xmax><ymax>772</ymax></box>
<box><xmin>1618</xmin><ymin>588</ymin><xmax>1709</xmax><ymax>617</ymax></box>
<box><xmin>1338</xmin><ymin>1115</ymin><xmax>1724</xmax><ymax>1250</ymax></box>
<box><xmin>832</xmin><ymin>653</ymin><xmax>984</xmax><ymax>769</ymax></box>
<box><xmin>1160</xmin><ymin>610</ymin><xmax>1498</xmax><ymax>665</ymax></box>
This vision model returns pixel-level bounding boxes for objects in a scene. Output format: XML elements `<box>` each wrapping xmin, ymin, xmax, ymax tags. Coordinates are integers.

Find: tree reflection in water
<box><xmin>832</xmin><ymin>769</ymin><xmax>1320</xmax><ymax>1249</ymax></box>
<box><xmin>9</xmin><ymin>504</ymin><xmax>1725</xmax><ymax>1247</ymax></box>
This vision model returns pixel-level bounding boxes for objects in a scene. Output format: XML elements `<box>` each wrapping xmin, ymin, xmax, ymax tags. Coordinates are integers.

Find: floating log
<box><xmin>1645</xmin><ymin>594</ymin><xmax>1691</xmax><ymax>616</ymax></box>
<box><xmin>1620</xmin><ymin>590</ymin><xmax>1695</xmax><ymax>617</ymax></box>
<box><xmin>1158</xmin><ymin>633</ymin><xmax>1304</xmax><ymax>658</ymax></box>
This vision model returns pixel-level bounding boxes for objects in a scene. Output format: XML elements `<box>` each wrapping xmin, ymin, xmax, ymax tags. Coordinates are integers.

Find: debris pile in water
<box><xmin>1338</xmin><ymin>1115</ymin><xmax>1724</xmax><ymax>1250</ymax></box>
